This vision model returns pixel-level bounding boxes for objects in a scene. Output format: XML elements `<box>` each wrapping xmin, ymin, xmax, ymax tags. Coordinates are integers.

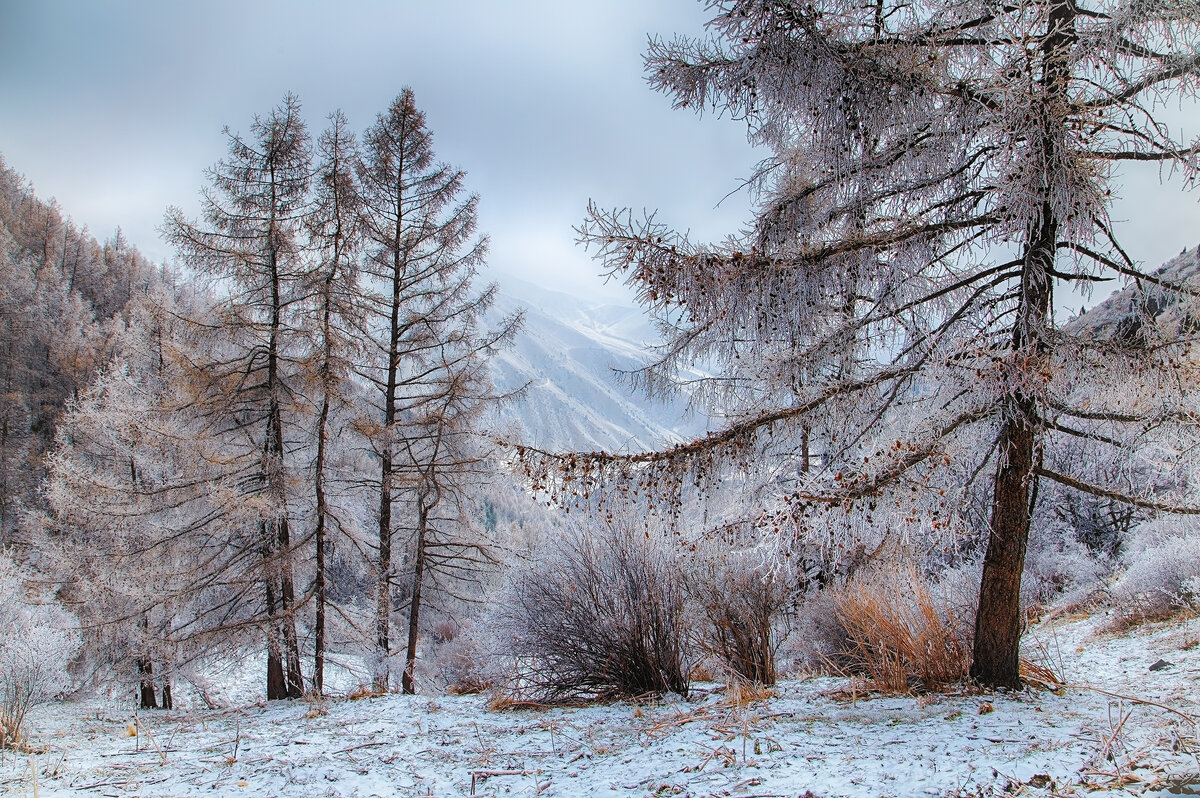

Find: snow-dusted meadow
<box><xmin>5</xmin><ymin>612</ymin><xmax>1198</xmax><ymax>798</ymax></box>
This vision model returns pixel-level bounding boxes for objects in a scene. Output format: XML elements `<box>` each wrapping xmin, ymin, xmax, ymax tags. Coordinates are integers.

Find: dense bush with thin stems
<box><xmin>502</xmin><ymin>525</ymin><xmax>691</xmax><ymax>701</ymax></box>
<box><xmin>687</xmin><ymin>547</ymin><xmax>793</xmax><ymax>686</ymax></box>
<box><xmin>0</xmin><ymin>553</ymin><xmax>79</xmax><ymax>749</ymax></box>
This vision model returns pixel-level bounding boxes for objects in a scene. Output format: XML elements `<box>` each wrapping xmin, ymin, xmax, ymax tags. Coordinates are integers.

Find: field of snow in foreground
<box><xmin>3</xmin><ymin>612</ymin><xmax>1198</xmax><ymax>798</ymax></box>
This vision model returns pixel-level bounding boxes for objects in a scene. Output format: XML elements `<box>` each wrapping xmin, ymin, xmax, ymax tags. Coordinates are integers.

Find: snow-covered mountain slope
<box><xmin>1067</xmin><ymin>244</ymin><xmax>1200</xmax><ymax>338</ymax></box>
<box><xmin>486</xmin><ymin>276</ymin><xmax>706</xmax><ymax>453</ymax></box>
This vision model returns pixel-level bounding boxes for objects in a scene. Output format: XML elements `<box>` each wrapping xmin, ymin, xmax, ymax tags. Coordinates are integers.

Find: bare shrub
<box><xmin>779</xmin><ymin>587</ymin><xmax>853</xmax><ymax>675</ymax></box>
<box><xmin>500</xmin><ymin>524</ymin><xmax>691</xmax><ymax>701</ymax></box>
<box><xmin>0</xmin><ymin>553</ymin><xmax>80</xmax><ymax>749</ymax></box>
<box><xmin>1022</xmin><ymin>520</ymin><xmax>1111</xmax><ymax>613</ymax></box>
<box><xmin>687</xmin><ymin>548</ymin><xmax>793</xmax><ymax>686</ymax></box>
<box><xmin>432</xmin><ymin>620</ymin><xmax>458</xmax><ymax>645</ymax></box>
<box><xmin>431</xmin><ymin>621</ymin><xmax>497</xmax><ymax>695</ymax></box>
<box><xmin>834</xmin><ymin>562</ymin><xmax>971</xmax><ymax>694</ymax></box>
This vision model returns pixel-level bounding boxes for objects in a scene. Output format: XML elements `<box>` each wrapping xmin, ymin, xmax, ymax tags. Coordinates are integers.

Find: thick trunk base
<box><xmin>136</xmin><ymin>658</ymin><xmax>158</xmax><ymax>710</ymax></box>
<box><xmin>970</xmin><ymin>413</ymin><xmax>1035</xmax><ymax>690</ymax></box>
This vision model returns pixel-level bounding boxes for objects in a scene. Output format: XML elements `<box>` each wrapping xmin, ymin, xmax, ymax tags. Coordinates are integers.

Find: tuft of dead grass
<box><xmin>346</xmin><ymin>684</ymin><xmax>387</xmax><ymax>701</ymax></box>
<box><xmin>485</xmin><ymin>691</ymin><xmax>590</xmax><ymax>712</ymax></box>
<box><xmin>1019</xmin><ymin>659</ymin><xmax>1065</xmax><ymax>691</ymax></box>
<box><xmin>1098</xmin><ymin>602</ymin><xmax>1198</xmax><ymax>636</ymax></box>
<box><xmin>833</xmin><ymin>562</ymin><xmax>971</xmax><ymax>694</ymax></box>
<box><xmin>718</xmin><ymin>677</ymin><xmax>775</xmax><ymax>708</ymax></box>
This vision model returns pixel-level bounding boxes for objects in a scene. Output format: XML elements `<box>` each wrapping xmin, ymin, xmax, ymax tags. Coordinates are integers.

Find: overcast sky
<box><xmin>1</xmin><ymin>1</ymin><xmax>1197</xmax><ymax>309</ymax></box>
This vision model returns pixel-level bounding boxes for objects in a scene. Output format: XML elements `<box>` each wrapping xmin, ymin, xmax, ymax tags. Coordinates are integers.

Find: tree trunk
<box><xmin>278</xmin><ymin>515</ymin><xmax>304</xmax><ymax>698</ymax></box>
<box><xmin>970</xmin><ymin>215</ymin><xmax>1055</xmax><ymax>687</ymax></box>
<box><xmin>136</xmin><ymin>657</ymin><xmax>157</xmax><ymax>710</ymax></box>
<box><xmin>970</xmin><ymin>403</ymin><xmax>1037</xmax><ymax>688</ymax></box>
<box><xmin>969</xmin><ymin>0</ymin><xmax>1072</xmax><ymax>690</ymax></box>
<box><xmin>375</xmin><ymin>452</ymin><xmax>393</xmax><ymax>693</ymax></box>
<box><xmin>136</xmin><ymin>614</ymin><xmax>157</xmax><ymax>709</ymax></box>
<box><xmin>402</xmin><ymin>502</ymin><xmax>429</xmax><ymax>695</ymax></box>
<box><xmin>313</xmin><ymin>397</ymin><xmax>329</xmax><ymax>696</ymax></box>
<box><xmin>265</xmin><ymin>572</ymin><xmax>287</xmax><ymax>700</ymax></box>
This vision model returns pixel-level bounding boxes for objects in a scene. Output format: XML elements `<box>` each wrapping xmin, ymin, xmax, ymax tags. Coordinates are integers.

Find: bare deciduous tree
<box><xmin>357</xmin><ymin>89</ymin><xmax>519</xmax><ymax>693</ymax></box>
<box><xmin>164</xmin><ymin>95</ymin><xmax>312</xmax><ymax>699</ymax></box>
<box><xmin>303</xmin><ymin>110</ymin><xmax>363</xmax><ymax>696</ymax></box>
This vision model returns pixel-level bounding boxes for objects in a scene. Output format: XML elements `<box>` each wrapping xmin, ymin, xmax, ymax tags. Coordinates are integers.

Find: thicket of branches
<box><xmin>502</xmin><ymin>524</ymin><xmax>692</xmax><ymax>701</ymax></box>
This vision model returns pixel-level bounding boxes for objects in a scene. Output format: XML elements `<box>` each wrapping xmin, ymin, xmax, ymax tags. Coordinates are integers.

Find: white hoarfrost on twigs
<box><xmin>0</xmin><ymin>551</ymin><xmax>80</xmax><ymax>750</ymax></box>
<box><xmin>3</xmin><ymin>612</ymin><xmax>1199</xmax><ymax>797</ymax></box>
<box><xmin>1113</xmin><ymin>518</ymin><xmax>1200</xmax><ymax>623</ymax></box>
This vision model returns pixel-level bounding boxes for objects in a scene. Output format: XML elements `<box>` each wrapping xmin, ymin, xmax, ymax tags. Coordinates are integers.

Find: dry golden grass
<box><xmin>1019</xmin><ymin>659</ymin><xmax>1065</xmax><ymax>691</ymax></box>
<box><xmin>689</xmin><ymin>660</ymin><xmax>721</xmax><ymax>683</ymax></box>
<box><xmin>718</xmin><ymin>677</ymin><xmax>775</xmax><ymax>707</ymax></box>
<box><xmin>485</xmin><ymin>692</ymin><xmax>591</xmax><ymax>711</ymax></box>
<box><xmin>346</xmin><ymin>684</ymin><xmax>387</xmax><ymax>701</ymax></box>
<box><xmin>833</xmin><ymin>563</ymin><xmax>971</xmax><ymax>694</ymax></box>
<box><xmin>1098</xmin><ymin>602</ymin><xmax>1198</xmax><ymax>636</ymax></box>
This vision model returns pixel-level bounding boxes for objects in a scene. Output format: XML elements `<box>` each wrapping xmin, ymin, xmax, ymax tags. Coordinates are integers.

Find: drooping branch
<box><xmin>784</xmin><ymin>404</ymin><xmax>994</xmax><ymax>504</ymax></box>
<box><xmin>1036</xmin><ymin>467</ymin><xmax>1200</xmax><ymax>515</ymax></box>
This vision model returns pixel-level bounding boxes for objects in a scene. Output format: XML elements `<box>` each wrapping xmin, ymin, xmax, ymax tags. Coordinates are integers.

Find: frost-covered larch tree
<box><xmin>164</xmin><ymin>95</ymin><xmax>311</xmax><ymax>699</ymax></box>
<box><xmin>47</xmin><ymin>288</ymin><xmax>199</xmax><ymax>708</ymax></box>
<box><xmin>519</xmin><ymin>0</ymin><xmax>1200</xmax><ymax>688</ymax></box>
<box><xmin>303</xmin><ymin>110</ymin><xmax>363</xmax><ymax>696</ymax></box>
<box><xmin>356</xmin><ymin>89</ymin><xmax>519</xmax><ymax>693</ymax></box>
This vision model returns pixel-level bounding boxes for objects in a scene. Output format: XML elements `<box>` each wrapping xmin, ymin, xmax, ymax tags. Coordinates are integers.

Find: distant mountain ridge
<box><xmin>486</xmin><ymin>276</ymin><xmax>706</xmax><ymax>453</ymax></box>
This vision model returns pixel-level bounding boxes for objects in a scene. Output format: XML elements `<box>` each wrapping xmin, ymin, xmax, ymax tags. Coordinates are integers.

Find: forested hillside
<box><xmin>0</xmin><ymin>155</ymin><xmax>161</xmax><ymax>543</ymax></box>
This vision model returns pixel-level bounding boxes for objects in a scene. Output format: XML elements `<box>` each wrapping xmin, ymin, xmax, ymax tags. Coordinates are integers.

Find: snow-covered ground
<box><xmin>4</xmin><ymin>612</ymin><xmax>1198</xmax><ymax>798</ymax></box>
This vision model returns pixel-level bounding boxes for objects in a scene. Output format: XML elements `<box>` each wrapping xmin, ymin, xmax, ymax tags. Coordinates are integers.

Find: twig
<box><xmin>72</xmin><ymin>775</ymin><xmax>171</xmax><ymax>790</ymax></box>
<box><xmin>471</xmin><ymin>769</ymin><xmax>533</xmax><ymax>795</ymax></box>
<box><xmin>136</xmin><ymin>716</ymin><xmax>168</xmax><ymax>765</ymax></box>
<box><xmin>230</xmin><ymin>715</ymin><xmax>241</xmax><ymax>763</ymax></box>
<box><xmin>1068</xmin><ymin>683</ymin><xmax>1197</xmax><ymax>727</ymax></box>
<box><xmin>340</xmin><ymin>740</ymin><xmax>388</xmax><ymax>753</ymax></box>
<box><xmin>99</xmin><ymin>750</ymin><xmax>168</xmax><ymax>758</ymax></box>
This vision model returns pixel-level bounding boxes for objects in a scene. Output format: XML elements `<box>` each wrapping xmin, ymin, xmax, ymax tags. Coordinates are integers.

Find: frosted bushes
<box><xmin>686</xmin><ymin>543</ymin><xmax>795</xmax><ymax>686</ymax></box>
<box><xmin>0</xmin><ymin>552</ymin><xmax>80</xmax><ymax>749</ymax></box>
<box><xmin>429</xmin><ymin>620</ymin><xmax>505</xmax><ymax>696</ymax></box>
<box><xmin>497</xmin><ymin>520</ymin><xmax>813</xmax><ymax>700</ymax></box>
<box><xmin>1111</xmin><ymin>518</ymin><xmax>1200</xmax><ymax>623</ymax></box>
<box><xmin>1021</xmin><ymin>522</ymin><xmax>1112</xmax><ymax>613</ymax></box>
